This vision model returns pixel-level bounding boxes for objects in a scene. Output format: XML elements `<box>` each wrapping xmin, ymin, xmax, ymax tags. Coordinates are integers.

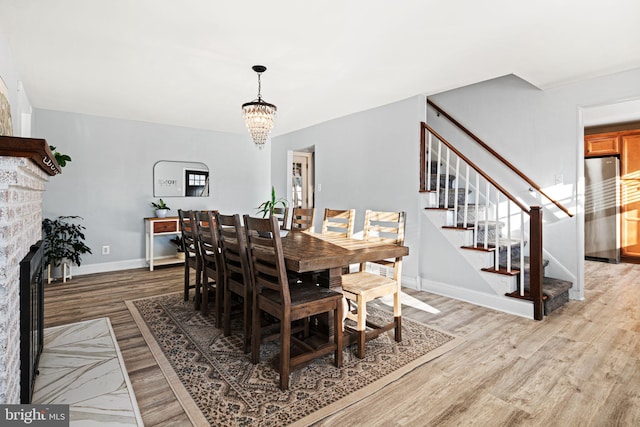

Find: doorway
<box><xmin>289</xmin><ymin>151</ymin><xmax>314</xmax><ymax>209</ymax></box>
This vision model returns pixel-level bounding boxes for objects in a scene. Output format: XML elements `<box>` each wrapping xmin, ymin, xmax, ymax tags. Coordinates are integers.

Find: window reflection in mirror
<box><xmin>154</xmin><ymin>161</ymin><xmax>209</xmax><ymax>197</ymax></box>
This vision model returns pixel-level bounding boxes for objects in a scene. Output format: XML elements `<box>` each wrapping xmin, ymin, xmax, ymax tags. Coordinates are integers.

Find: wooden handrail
<box><xmin>421</xmin><ymin>122</ymin><xmax>531</xmax><ymax>215</ymax></box>
<box><xmin>427</xmin><ymin>99</ymin><xmax>573</xmax><ymax>218</ymax></box>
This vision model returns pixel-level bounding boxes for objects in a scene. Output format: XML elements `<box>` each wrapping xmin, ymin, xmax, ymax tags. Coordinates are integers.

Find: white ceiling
<box><xmin>1</xmin><ymin>0</ymin><xmax>640</xmax><ymax>136</ymax></box>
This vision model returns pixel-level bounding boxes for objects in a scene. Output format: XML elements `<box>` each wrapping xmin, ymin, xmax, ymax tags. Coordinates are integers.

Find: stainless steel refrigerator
<box><xmin>585</xmin><ymin>156</ymin><xmax>620</xmax><ymax>262</ymax></box>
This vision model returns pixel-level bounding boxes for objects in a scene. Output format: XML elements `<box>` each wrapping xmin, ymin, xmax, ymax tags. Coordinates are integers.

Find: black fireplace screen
<box><xmin>19</xmin><ymin>240</ymin><xmax>44</xmax><ymax>404</ymax></box>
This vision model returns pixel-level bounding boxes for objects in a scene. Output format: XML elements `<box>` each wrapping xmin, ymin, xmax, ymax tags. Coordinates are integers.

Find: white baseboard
<box><xmin>74</xmin><ymin>258</ymin><xmax>149</xmax><ymax>276</ymax></box>
<box><xmin>400</xmin><ymin>275</ymin><xmax>419</xmax><ymax>290</ymax></box>
<box><xmin>420</xmin><ymin>277</ymin><xmax>534</xmax><ymax>319</ymax></box>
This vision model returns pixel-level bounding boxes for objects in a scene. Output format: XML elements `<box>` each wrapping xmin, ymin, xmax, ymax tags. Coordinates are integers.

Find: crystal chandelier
<box><xmin>242</xmin><ymin>65</ymin><xmax>277</xmax><ymax>149</ymax></box>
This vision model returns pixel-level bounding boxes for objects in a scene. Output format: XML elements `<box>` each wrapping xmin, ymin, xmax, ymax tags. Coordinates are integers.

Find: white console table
<box><xmin>144</xmin><ymin>216</ymin><xmax>183</xmax><ymax>271</ymax></box>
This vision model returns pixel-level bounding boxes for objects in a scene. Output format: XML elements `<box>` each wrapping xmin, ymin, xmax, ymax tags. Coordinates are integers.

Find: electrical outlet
<box><xmin>102</xmin><ymin>245</ymin><xmax>110</xmax><ymax>255</ymax></box>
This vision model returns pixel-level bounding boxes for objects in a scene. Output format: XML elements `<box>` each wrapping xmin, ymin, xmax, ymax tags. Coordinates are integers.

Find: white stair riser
<box><xmin>423</xmin><ymin>209</ymin><xmax>519</xmax><ymax>298</ymax></box>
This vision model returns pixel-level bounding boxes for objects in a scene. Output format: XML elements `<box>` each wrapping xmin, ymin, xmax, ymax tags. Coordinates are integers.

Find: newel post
<box><xmin>529</xmin><ymin>206</ymin><xmax>544</xmax><ymax>320</ymax></box>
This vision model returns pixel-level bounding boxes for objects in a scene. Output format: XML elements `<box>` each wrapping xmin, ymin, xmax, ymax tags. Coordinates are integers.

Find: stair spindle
<box><xmin>474</xmin><ymin>172</ymin><xmax>479</xmax><ymax>247</ymax></box>
<box><xmin>436</xmin><ymin>141</ymin><xmax>442</xmax><ymax>208</ymax></box>
<box><xmin>484</xmin><ymin>181</ymin><xmax>490</xmax><ymax>249</ymax></box>
<box><xmin>520</xmin><ymin>210</ymin><xmax>525</xmax><ymax>297</ymax></box>
<box><xmin>463</xmin><ymin>164</ymin><xmax>470</xmax><ymax>229</ymax></box>
<box><xmin>444</xmin><ymin>147</ymin><xmax>450</xmax><ymax>210</ymax></box>
<box><xmin>494</xmin><ymin>191</ymin><xmax>499</xmax><ymax>271</ymax></box>
<box><xmin>454</xmin><ymin>156</ymin><xmax>460</xmax><ymax>223</ymax></box>
<box><xmin>507</xmin><ymin>200</ymin><xmax>511</xmax><ymax>273</ymax></box>
<box><xmin>427</xmin><ymin>133</ymin><xmax>432</xmax><ymax>192</ymax></box>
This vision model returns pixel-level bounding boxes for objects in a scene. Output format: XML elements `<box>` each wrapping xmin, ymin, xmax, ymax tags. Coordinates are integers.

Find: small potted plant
<box><xmin>42</xmin><ymin>216</ymin><xmax>92</xmax><ymax>282</ymax></box>
<box><xmin>257</xmin><ymin>186</ymin><xmax>287</xmax><ymax>218</ymax></box>
<box><xmin>151</xmin><ymin>199</ymin><xmax>170</xmax><ymax>218</ymax></box>
<box><xmin>49</xmin><ymin>145</ymin><xmax>72</xmax><ymax>168</ymax></box>
<box><xmin>170</xmin><ymin>236</ymin><xmax>185</xmax><ymax>260</ymax></box>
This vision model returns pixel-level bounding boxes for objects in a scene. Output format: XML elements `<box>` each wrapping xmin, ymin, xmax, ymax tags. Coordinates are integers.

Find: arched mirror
<box><xmin>153</xmin><ymin>161</ymin><xmax>209</xmax><ymax>197</ymax></box>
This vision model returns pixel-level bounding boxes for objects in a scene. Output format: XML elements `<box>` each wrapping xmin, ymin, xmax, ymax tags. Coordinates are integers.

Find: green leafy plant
<box><xmin>49</xmin><ymin>145</ymin><xmax>71</xmax><ymax>167</ymax></box>
<box><xmin>151</xmin><ymin>199</ymin><xmax>170</xmax><ymax>210</ymax></box>
<box><xmin>170</xmin><ymin>236</ymin><xmax>184</xmax><ymax>252</ymax></box>
<box><xmin>257</xmin><ymin>186</ymin><xmax>287</xmax><ymax>217</ymax></box>
<box><xmin>42</xmin><ymin>216</ymin><xmax>92</xmax><ymax>268</ymax></box>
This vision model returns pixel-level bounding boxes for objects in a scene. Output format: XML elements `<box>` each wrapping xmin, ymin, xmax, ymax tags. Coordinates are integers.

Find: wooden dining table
<box><xmin>279</xmin><ymin>230</ymin><xmax>408</xmax><ymax>338</ymax></box>
<box><xmin>280</xmin><ymin>230</ymin><xmax>409</xmax><ymax>289</ymax></box>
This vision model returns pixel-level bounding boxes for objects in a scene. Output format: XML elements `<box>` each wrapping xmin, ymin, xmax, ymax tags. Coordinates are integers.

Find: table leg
<box><xmin>315</xmin><ymin>267</ymin><xmax>343</xmax><ymax>338</ymax></box>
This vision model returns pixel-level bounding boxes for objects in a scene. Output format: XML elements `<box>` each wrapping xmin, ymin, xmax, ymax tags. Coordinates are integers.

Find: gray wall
<box><xmin>34</xmin><ymin>109</ymin><xmax>270</xmax><ymax>274</ymax></box>
<box><xmin>272</xmin><ymin>96</ymin><xmax>425</xmax><ymax>286</ymax></box>
<box><xmin>427</xmin><ymin>69</ymin><xmax>640</xmax><ymax>298</ymax></box>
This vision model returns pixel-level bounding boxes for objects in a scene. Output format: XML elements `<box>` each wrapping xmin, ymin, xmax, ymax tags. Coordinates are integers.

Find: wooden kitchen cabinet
<box><xmin>621</xmin><ymin>133</ymin><xmax>640</xmax><ymax>258</ymax></box>
<box><xmin>584</xmin><ymin>132</ymin><xmax>620</xmax><ymax>157</ymax></box>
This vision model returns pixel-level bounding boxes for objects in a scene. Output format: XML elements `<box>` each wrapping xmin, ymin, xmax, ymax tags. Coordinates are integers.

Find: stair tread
<box><xmin>480</xmin><ymin>266</ymin><xmax>520</xmax><ymax>276</ymax></box>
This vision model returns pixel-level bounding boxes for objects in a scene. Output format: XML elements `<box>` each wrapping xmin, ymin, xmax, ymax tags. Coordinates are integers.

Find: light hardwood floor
<box><xmin>43</xmin><ymin>261</ymin><xmax>640</xmax><ymax>426</ymax></box>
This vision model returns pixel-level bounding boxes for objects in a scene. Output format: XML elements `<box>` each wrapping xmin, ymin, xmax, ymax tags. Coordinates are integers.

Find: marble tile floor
<box><xmin>32</xmin><ymin>317</ymin><xmax>143</xmax><ymax>426</ymax></box>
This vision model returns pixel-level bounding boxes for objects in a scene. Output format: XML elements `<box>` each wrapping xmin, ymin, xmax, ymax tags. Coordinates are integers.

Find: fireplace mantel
<box><xmin>0</xmin><ymin>135</ymin><xmax>61</xmax><ymax>175</ymax></box>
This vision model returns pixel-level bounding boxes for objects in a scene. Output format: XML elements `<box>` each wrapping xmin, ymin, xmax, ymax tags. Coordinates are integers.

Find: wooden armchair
<box><xmin>217</xmin><ymin>212</ymin><xmax>253</xmax><ymax>353</ymax></box>
<box><xmin>321</xmin><ymin>208</ymin><xmax>355</xmax><ymax>238</ymax></box>
<box><xmin>244</xmin><ymin>215</ymin><xmax>343</xmax><ymax>390</ymax></box>
<box><xmin>341</xmin><ymin>210</ymin><xmax>406</xmax><ymax>358</ymax></box>
<box><xmin>178</xmin><ymin>209</ymin><xmax>202</xmax><ymax>309</ymax></box>
<box><xmin>193</xmin><ymin>210</ymin><xmax>223</xmax><ymax>323</ymax></box>
<box><xmin>290</xmin><ymin>207</ymin><xmax>315</xmax><ymax>232</ymax></box>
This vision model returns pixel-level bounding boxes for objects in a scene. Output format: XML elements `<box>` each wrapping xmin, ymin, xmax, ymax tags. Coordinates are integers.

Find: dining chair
<box><xmin>290</xmin><ymin>207</ymin><xmax>315</xmax><ymax>232</ymax></box>
<box><xmin>341</xmin><ymin>210</ymin><xmax>406</xmax><ymax>358</ymax></box>
<box><xmin>217</xmin><ymin>212</ymin><xmax>253</xmax><ymax>353</ymax></box>
<box><xmin>244</xmin><ymin>214</ymin><xmax>343</xmax><ymax>391</ymax></box>
<box><xmin>193</xmin><ymin>210</ymin><xmax>223</xmax><ymax>323</ymax></box>
<box><xmin>321</xmin><ymin>208</ymin><xmax>356</xmax><ymax>238</ymax></box>
<box><xmin>271</xmin><ymin>206</ymin><xmax>290</xmax><ymax>230</ymax></box>
<box><xmin>178</xmin><ymin>209</ymin><xmax>202</xmax><ymax>309</ymax></box>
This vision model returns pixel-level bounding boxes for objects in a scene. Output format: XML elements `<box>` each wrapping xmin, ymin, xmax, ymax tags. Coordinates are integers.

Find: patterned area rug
<box><xmin>126</xmin><ymin>293</ymin><xmax>462</xmax><ymax>426</ymax></box>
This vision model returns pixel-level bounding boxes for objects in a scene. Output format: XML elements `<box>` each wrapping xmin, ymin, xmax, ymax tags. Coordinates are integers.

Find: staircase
<box><xmin>420</xmin><ymin>120</ymin><xmax>573</xmax><ymax>319</ymax></box>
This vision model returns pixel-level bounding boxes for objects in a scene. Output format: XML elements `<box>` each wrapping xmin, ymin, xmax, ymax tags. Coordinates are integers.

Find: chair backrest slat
<box><xmin>244</xmin><ymin>215</ymin><xmax>290</xmax><ymax>305</ymax></box>
<box><xmin>216</xmin><ymin>213</ymin><xmax>250</xmax><ymax>287</ymax></box>
<box><xmin>178</xmin><ymin>209</ymin><xmax>199</xmax><ymax>258</ymax></box>
<box><xmin>321</xmin><ymin>208</ymin><xmax>355</xmax><ymax>238</ymax></box>
<box><xmin>290</xmin><ymin>207</ymin><xmax>315</xmax><ymax>232</ymax></box>
<box><xmin>194</xmin><ymin>210</ymin><xmax>221</xmax><ymax>270</ymax></box>
<box><xmin>362</xmin><ymin>210</ymin><xmax>406</xmax><ymax>246</ymax></box>
<box><xmin>272</xmin><ymin>207</ymin><xmax>290</xmax><ymax>230</ymax></box>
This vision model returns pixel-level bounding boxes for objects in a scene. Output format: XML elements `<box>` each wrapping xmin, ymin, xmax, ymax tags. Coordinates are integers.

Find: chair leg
<box><xmin>223</xmin><ymin>282</ymin><xmax>231</xmax><ymax>337</ymax></box>
<box><xmin>279</xmin><ymin>316</ymin><xmax>291</xmax><ymax>391</ymax></box>
<box><xmin>215</xmin><ymin>281</ymin><xmax>223</xmax><ymax>326</ymax></box>
<box><xmin>251</xmin><ymin>304</ymin><xmax>261</xmax><ymax>365</ymax></box>
<box><xmin>201</xmin><ymin>275</ymin><xmax>209</xmax><ymax>317</ymax></box>
<box><xmin>334</xmin><ymin>300</ymin><xmax>343</xmax><ymax>368</ymax></box>
<box><xmin>394</xmin><ymin>289</ymin><xmax>402</xmax><ymax>342</ymax></box>
<box><xmin>356</xmin><ymin>294</ymin><xmax>366</xmax><ymax>359</ymax></box>
<box><xmin>194</xmin><ymin>265</ymin><xmax>201</xmax><ymax>311</ymax></box>
<box><xmin>183</xmin><ymin>263</ymin><xmax>190</xmax><ymax>301</ymax></box>
<box><xmin>243</xmin><ymin>295</ymin><xmax>251</xmax><ymax>353</ymax></box>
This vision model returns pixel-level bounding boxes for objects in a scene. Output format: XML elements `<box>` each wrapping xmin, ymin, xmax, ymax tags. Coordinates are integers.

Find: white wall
<box><xmin>427</xmin><ymin>69</ymin><xmax>640</xmax><ymax>299</ymax></box>
<box><xmin>272</xmin><ymin>96</ymin><xmax>425</xmax><ymax>286</ymax></box>
<box><xmin>0</xmin><ymin>23</ymin><xmax>31</xmax><ymax>137</ymax></box>
<box><xmin>34</xmin><ymin>109</ymin><xmax>270</xmax><ymax>274</ymax></box>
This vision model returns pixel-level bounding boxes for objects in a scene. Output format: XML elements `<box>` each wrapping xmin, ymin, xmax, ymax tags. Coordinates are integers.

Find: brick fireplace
<box><xmin>0</xmin><ymin>137</ymin><xmax>59</xmax><ymax>403</ymax></box>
